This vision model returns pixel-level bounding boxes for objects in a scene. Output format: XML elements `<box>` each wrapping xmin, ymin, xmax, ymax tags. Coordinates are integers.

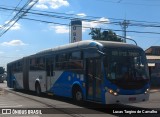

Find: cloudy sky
<box><xmin>0</xmin><ymin>0</ymin><xmax>160</xmax><ymax>69</ymax></box>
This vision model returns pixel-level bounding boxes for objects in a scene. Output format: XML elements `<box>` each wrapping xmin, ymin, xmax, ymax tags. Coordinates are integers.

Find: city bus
<box><xmin>7</xmin><ymin>40</ymin><xmax>150</xmax><ymax>104</ymax></box>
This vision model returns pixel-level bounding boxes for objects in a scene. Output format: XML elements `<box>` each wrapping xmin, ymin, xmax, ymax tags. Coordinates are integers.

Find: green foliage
<box><xmin>89</xmin><ymin>28</ymin><xmax>123</xmax><ymax>42</ymax></box>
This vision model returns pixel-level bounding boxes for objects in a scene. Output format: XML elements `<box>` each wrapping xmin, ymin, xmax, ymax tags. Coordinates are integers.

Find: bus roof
<box><xmin>98</xmin><ymin>40</ymin><xmax>141</xmax><ymax>49</ymax></box>
<box><xmin>36</xmin><ymin>40</ymin><xmax>142</xmax><ymax>55</ymax></box>
<box><xmin>7</xmin><ymin>40</ymin><xmax>142</xmax><ymax>64</ymax></box>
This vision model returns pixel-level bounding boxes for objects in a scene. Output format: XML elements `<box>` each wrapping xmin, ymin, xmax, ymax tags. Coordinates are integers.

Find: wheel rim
<box><xmin>76</xmin><ymin>91</ymin><xmax>82</xmax><ymax>101</ymax></box>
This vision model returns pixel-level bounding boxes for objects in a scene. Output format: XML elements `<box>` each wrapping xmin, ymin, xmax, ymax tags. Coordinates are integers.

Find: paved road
<box><xmin>127</xmin><ymin>89</ymin><xmax>160</xmax><ymax>109</ymax></box>
<box><xmin>0</xmin><ymin>81</ymin><xmax>160</xmax><ymax>117</ymax></box>
<box><xmin>0</xmin><ymin>81</ymin><xmax>115</xmax><ymax>117</ymax></box>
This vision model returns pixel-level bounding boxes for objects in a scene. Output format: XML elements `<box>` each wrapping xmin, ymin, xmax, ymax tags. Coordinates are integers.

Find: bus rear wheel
<box><xmin>35</xmin><ymin>83</ymin><xmax>41</xmax><ymax>96</ymax></box>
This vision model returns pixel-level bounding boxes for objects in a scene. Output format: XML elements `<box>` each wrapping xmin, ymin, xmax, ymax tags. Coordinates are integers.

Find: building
<box><xmin>145</xmin><ymin>46</ymin><xmax>160</xmax><ymax>87</ymax></box>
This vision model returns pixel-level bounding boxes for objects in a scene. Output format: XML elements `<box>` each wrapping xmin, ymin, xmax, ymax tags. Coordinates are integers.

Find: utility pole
<box><xmin>120</xmin><ymin>20</ymin><xmax>129</xmax><ymax>43</ymax></box>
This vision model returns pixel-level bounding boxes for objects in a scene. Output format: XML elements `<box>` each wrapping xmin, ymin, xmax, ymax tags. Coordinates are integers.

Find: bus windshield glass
<box><xmin>104</xmin><ymin>49</ymin><xmax>149</xmax><ymax>89</ymax></box>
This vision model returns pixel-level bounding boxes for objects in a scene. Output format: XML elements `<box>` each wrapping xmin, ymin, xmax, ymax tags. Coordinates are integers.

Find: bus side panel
<box><xmin>7</xmin><ymin>74</ymin><xmax>14</xmax><ymax>88</ymax></box>
<box><xmin>29</xmin><ymin>71</ymin><xmax>46</xmax><ymax>92</ymax></box>
<box><xmin>50</xmin><ymin>71</ymin><xmax>85</xmax><ymax>98</ymax></box>
<box><xmin>50</xmin><ymin>71</ymin><xmax>71</xmax><ymax>97</ymax></box>
<box><xmin>47</xmin><ymin>71</ymin><xmax>63</xmax><ymax>92</ymax></box>
<box><xmin>14</xmin><ymin>72</ymin><xmax>23</xmax><ymax>89</ymax></box>
<box><xmin>6</xmin><ymin>65</ymin><xmax>23</xmax><ymax>89</ymax></box>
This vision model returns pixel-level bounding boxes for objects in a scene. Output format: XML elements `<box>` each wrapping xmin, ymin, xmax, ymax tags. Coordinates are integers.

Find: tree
<box><xmin>89</xmin><ymin>28</ymin><xmax>123</xmax><ymax>42</ymax></box>
<box><xmin>88</xmin><ymin>28</ymin><xmax>103</xmax><ymax>40</ymax></box>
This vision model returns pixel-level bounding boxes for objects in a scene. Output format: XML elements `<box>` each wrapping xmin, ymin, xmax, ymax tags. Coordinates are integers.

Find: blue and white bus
<box><xmin>7</xmin><ymin>40</ymin><xmax>150</xmax><ymax>104</ymax></box>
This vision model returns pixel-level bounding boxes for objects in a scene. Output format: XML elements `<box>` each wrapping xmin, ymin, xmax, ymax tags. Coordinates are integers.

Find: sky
<box><xmin>0</xmin><ymin>0</ymin><xmax>160</xmax><ymax>69</ymax></box>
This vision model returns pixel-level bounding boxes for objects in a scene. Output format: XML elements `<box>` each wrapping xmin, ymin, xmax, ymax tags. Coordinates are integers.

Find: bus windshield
<box><xmin>104</xmin><ymin>49</ymin><xmax>149</xmax><ymax>89</ymax></box>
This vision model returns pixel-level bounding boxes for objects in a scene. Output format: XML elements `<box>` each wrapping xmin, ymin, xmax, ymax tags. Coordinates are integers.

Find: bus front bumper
<box><xmin>105</xmin><ymin>92</ymin><xmax>149</xmax><ymax>104</ymax></box>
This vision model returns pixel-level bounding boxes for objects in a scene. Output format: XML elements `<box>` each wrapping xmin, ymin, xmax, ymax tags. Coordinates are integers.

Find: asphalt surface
<box><xmin>0</xmin><ymin>81</ymin><xmax>160</xmax><ymax>117</ymax></box>
<box><xmin>0</xmin><ymin>81</ymin><xmax>115</xmax><ymax>117</ymax></box>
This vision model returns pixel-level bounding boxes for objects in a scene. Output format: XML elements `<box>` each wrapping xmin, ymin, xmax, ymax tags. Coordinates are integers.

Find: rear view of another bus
<box><xmin>102</xmin><ymin>42</ymin><xmax>150</xmax><ymax>104</ymax></box>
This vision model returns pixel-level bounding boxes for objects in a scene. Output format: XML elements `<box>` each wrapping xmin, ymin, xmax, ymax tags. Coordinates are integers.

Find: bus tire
<box><xmin>35</xmin><ymin>83</ymin><xmax>41</xmax><ymax>96</ymax></box>
<box><xmin>73</xmin><ymin>86</ymin><xmax>83</xmax><ymax>102</ymax></box>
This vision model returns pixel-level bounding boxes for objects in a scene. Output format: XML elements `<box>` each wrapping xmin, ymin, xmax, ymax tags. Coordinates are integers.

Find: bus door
<box><xmin>46</xmin><ymin>57</ymin><xmax>54</xmax><ymax>91</ymax></box>
<box><xmin>86</xmin><ymin>58</ymin><xmax>102</xmax><ymax>102</ymax></box>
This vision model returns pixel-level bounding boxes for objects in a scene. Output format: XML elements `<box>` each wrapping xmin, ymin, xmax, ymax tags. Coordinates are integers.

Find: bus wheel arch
<box><xmin>72</xmin><ymin>84</ymin><xmax>83</xmax><ymax>101</ymax></box>
<box><xmin>35</xmin><ymin>81</ymin><xmax>41</xmax><ymax>96</ymax></box>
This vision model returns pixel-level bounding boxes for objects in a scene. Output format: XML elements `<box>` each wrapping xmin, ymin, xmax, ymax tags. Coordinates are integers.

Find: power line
<box><xmin>22</xmin><ymin>17</ymin><xmax>138</xmax><ymax>45</ymax></box>
<box><xmin>1</xmin><ymin>6</ymin><xmax>160</xmax><ymax>29</ymax></box>
<box><xmin>1</xmin><ymin>0</ymin><xmax>23</xmax><ymax>24</ymax></box>
<box><xmin>22</xmin><ymin>17</ymin><xmax>70</xmax><ymax>26</ymax></box>
<box><xmin>1</xmin><ymin>5</ymin><xmax>160</xmax><ymax>37</ymax></box>
<box><xmin>22</xmin><ymin>17</ymin><xmax>123</xmax><ymax>33</ymax></box>
<box><xmin>0</xmin><ymin>6</ymin><xmax>119</xmax><ymax>25</ymax></box>
<box><xmin>0</xmin><ymin>0</ymin><xmax>39</xmax><ymax>37</ymax></box>
<box><xmin>22</xmin><ymin>17</ymin><xmax>160</xmax><ymax>35</ymax></box>
<box><xmin>1</xmin><ymin>5</ymin><xmax>160</xmax><ymax>29</ymax></box>
<box><xmin>13</xmin><ymin>0</ymin><xmax>23</xmax><ymax>14</ymax></box>
<box><xmin>1</xmin><ymin>5</ymin><xmax>160</xmax><ymax>25</ymax></box>
<box><xmin>97</xmin><ymin>0</ymin><xmax>160</xmax><ymax>7</ymax></box>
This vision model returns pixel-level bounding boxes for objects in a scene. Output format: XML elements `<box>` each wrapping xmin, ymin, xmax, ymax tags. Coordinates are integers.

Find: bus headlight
<box><xmin>106</xmin><ymin>88</ymin><xmax>118</xmax><ymax>96</ymax></box>
<box><xmin>113</xmin><ymin>92</ymin><xmax>118</xmax><ymax>96</ymax></box>
<box><xmin>144</xmin><ymin>88</ymin><xmax>150</xmax><ymax>94</ymax></box>
<box><xmin>109</xmin><ymin>89</ymin><xmax>113</xmax><ymax>94</ymax></box>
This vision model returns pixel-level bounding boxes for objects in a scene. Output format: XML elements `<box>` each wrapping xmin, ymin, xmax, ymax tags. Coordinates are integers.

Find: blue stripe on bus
<box><xmin>49</xmin><ymin>71</ymin><xmax>86</xmax><ymax>98</ymax></box>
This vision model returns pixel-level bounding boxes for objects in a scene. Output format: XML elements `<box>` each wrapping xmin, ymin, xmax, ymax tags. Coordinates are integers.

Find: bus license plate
<box><xmin>129</xmin><ymin>97</ymin><xmax>136</xmax><ymax>101</ymax></box>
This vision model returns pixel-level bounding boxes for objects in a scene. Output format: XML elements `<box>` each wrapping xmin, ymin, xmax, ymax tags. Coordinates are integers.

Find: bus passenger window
<box><xmin>46</xmin><ymin>65</ymin><xmax>50</xmax><ymax>76</ymax></box>
<box><xmin>71</xmin><ymin>51</ymin><xmax>81</xmax><ymax>60</ymax></box>
<box><xmin>110</xmin><ymin>62</ymin><xmax>117</xmax><ymax>79</ymax></box>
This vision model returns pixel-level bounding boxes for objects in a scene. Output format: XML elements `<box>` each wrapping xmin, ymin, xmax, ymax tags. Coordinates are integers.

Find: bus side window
<box><xmin>55</xmin><ymin>55</ymin><xmax>61</xmax><ymax>70</ymax></box>
<box><xmin>46</xmin><ymin>57</ymin><xmax>54</xmax><ymax>76</ymax></box>
<box><xmin>104</xmin><ymin>56</ymin><xmax>111</xmax><ymax>79</ymax></box>
<box><xmin>51</xmin><ymin>62</ymin><xmax>53</xmax><ymax>76</ymax></box>
<box><xmin>70</xmin><ymin>51</ymin><xmax>83</xmax><ymax>69</ymax></box>
<box><xmin>71</xmin><ymin>51</ymin><xmax>81</xmax><ymax>60</ymax></box>
<box><xmin>30</xmin><ymin>58</ymin><xmax>36</xmax><ymax>70</ymax></box>
<box><xmin>46</xmin><ymin>60</ymin><xmax>50</xmax><ymax>76</ymax></box>
<box><xmin>110</xmin><ymin>62</ymin><xmax>116</xmax><ymax>79</ymax></box>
